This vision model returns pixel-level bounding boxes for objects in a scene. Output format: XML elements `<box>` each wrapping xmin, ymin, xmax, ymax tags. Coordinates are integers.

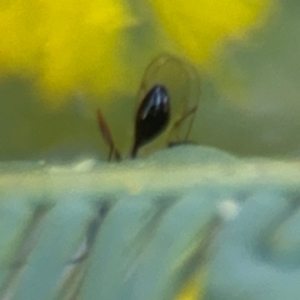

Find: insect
<box><xmin>97</xmin><ymin>54</ymin><xmax>200</xmax><ymax>161</ymax></box>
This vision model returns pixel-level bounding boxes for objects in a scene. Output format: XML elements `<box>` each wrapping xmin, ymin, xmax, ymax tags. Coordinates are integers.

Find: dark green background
<box><xmin>0</xmin><ymin>0</ymin><xmax>299</xmax><ymax>161</ymax></box>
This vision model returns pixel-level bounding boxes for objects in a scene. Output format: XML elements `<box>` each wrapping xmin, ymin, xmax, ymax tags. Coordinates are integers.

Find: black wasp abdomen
<box><xmin>131</xmin><ymin>85</ymin><xmax>170</xmax><ymax>158</ymax></box>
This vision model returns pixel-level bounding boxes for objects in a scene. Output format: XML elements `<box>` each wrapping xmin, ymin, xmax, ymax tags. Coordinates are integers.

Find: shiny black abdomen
<box><xmin>131</xmin><ymin>85</ymin><xmax>170</xmax><ymax>158</ymax></box>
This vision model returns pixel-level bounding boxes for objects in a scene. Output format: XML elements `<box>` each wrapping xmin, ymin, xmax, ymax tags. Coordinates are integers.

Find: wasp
<box><xmin>97</xmin><ymin>54</ymin><xmax>200</xmax><ymax>161</ymax></box>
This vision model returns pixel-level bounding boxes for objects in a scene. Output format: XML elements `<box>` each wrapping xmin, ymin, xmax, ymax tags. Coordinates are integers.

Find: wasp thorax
<box><xmin>131</xmin><ymin>85</ymin><xmax>170</xmax><ymax>158</ymax></box>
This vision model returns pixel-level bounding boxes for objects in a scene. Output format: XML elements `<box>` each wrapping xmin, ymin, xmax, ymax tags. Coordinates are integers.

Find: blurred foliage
<box><xmin>194</xmin><ymin>0</ymin><xmax>300</xmax><ymax>158</ymax></box>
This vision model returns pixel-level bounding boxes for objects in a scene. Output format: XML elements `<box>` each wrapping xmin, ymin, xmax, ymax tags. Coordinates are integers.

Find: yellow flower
<box><xmin>0</xmin><ymin>0</ymin><xmax>136</xmax><ymax>106</ymax></box>
<box><xmin>0</xmin><ymin>0</ymin><xmax>273</xmax><ymax>107</ymax></box>
<box><xmin>150</xmin><ymin>0</ymin><xmax>273</xmax><ymax>65</ymax></box>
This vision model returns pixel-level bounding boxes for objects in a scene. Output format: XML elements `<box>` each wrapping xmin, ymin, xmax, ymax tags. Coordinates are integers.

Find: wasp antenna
<box><xmin>96</xmin><ymin>109</ymin><xmax>121</xmax><ymax>161</ymax></box>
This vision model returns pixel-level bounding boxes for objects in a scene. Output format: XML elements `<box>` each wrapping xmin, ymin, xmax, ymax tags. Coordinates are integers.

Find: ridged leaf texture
<box><xmin>0</xmin><ymin>146</ymin><xmax>299</xmax><ymax>300</ymax></box>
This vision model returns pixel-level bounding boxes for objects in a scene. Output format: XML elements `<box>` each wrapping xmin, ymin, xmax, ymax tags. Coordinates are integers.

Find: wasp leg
<box><xmin>168</xmin><ymin>105</ymin><xmax>198</xmax><ymax>145</ymax></box>
<box><xmin>97</xmin><ymin>109</ymin><xmax>121</xmax><ymax>161</ymax></box>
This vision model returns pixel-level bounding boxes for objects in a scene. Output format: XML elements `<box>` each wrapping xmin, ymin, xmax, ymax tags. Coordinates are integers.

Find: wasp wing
<box><xmin>133</xmin><ymin>53</ymin><xmax>201</xmax><ymax>156</ymax></box>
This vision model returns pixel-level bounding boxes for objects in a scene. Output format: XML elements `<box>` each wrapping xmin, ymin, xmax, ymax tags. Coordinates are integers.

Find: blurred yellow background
<box><xmin>2</xmin><ymin>0</ymin><xmax>298</xmax><ymax>161</ymax></box>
